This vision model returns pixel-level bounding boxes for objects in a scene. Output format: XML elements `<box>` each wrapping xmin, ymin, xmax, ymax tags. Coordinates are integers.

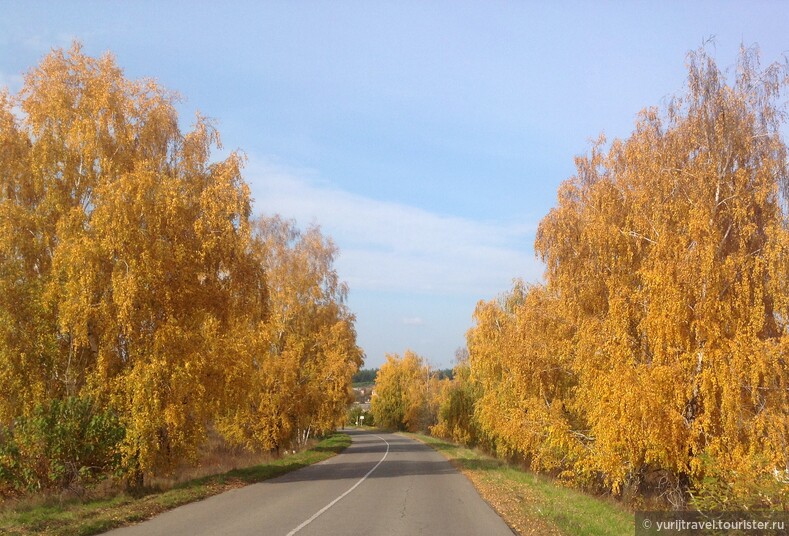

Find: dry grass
<box><xmin>146</xmin><ymin>427</ymin><xmax>275</xmax><ymax>489</ymax></box>
<box><xmin>0</xmin><ymin>428</ymin><xmax>274</xmax><ymax>514</ymax></box>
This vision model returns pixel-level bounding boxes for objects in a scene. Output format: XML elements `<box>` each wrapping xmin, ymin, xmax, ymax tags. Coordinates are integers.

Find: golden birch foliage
<box><xmin>0</xmin><ymin>43</ymin><xmax>265</xmax><ymax>478</ymax></box>
<box><xmin>0</xmin><ymin>89</ymin><xmax>59</xmax><ymax>423</ymax></box>
<box><xmin>370</xmin><ymin>354</ymin><xmax>408</xmax><ymax>430</ymax></box>
<box><xmin>431</xmin><ymin>354</ymin><xmax>483</xmax><ymax>447</ymax></box>
<box><xmin>370</xmin><ymin>350</ymin><xmax>440</xmax><ymax>432</ymax></box>
<box><xmin>217</xmin><ymin>216</ymin><xmax>362</xmax><ymax>451</ymax></box>
<box><xmin>535</xmin><ymin>46</ymin><xmax>789</xmax><ymax>501</ymax></box>
<box><xmin>467</xmin><ymin>282</ymin><xmax>582</xmax><ymax>473</ymax></box>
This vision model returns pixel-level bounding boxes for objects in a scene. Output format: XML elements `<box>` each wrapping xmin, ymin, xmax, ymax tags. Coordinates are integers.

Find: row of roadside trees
<box><xmin>373</xmin><ymin>47</ymin><xmax>789</xmax><ymax>511</ymax></box>
<box><xmin>0</xmin><ymin>44</ymin><xmax>362</xmax><ymax>494</ymax></box>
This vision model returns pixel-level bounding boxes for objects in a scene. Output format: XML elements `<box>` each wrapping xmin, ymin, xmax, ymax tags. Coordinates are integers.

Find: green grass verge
<box><xmin>0</xmin><ymin>433</ymin><xmax>351</xmax><ymax>536</ymax></box>
<box><xmin>408</xmin><ymin>433</ymin><xmax>633</xmax><ymax>536</ymax></box>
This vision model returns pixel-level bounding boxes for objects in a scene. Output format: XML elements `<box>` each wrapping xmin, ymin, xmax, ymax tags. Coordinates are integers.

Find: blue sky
<box><xmin>2</xmin><ymin>1</ymin><xmax>788</xmax><ymax>368</ymax></box>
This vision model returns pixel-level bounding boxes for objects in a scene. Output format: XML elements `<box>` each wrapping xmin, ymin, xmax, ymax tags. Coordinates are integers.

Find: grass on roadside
<box><xmin>407</xmin><ymin>433</ymin><xmax>632</xmax><ymax>536</ymax></box>
<box><xmin>0</xmin><ymin>433</ymin><xmax>351</xmax><ymax>536</ymax></box>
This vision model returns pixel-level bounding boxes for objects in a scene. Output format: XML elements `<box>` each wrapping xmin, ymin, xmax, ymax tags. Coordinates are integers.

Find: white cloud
<box><xmin>245</xmin><ymin>158</ymin><xmax>544</xmax><ymax>297</ymax></box>
<box><xmin>402</xmin><ymin>317</ymin><xmax>425</xmax><ymax>326</ymax></box>
<box><xmin>19</xmin><ymin>32</ymin><xmax>79</xmax><ymax>54</ymax></box>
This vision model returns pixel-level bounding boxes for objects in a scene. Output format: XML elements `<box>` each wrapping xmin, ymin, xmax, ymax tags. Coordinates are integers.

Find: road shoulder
<box><xmin>406</xmin><ymin>433</ymin><xmax>632</xmax><ymax>536</ymax></box>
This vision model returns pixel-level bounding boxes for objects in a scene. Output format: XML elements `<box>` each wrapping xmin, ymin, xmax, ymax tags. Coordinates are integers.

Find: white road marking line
<box><xmin>286</xmin><ymin>433</ymin><xmax>390</xmax><ymax>536</ymax></box>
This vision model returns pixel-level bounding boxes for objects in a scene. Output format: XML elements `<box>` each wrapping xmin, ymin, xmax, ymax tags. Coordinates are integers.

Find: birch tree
<box><xmin>217</xmin><ymin>216</ymin><xmax>362</xmax><ymax>452</ymax></box>
<box><xmin>535</xmin><ymin>46</ymin><xmax>789</xmax><ymax>504</ymax></box>
<box><xmin>0</xmin><ymin>43</ymin><xmax>265</xmax><ymax>482</ymax></box>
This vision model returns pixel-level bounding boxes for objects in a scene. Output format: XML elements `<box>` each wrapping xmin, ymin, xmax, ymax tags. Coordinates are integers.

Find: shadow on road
<box><xmin>268</xmin><ymin>431</ymin><xmax>460</xmax><ymax>484</ymax></box>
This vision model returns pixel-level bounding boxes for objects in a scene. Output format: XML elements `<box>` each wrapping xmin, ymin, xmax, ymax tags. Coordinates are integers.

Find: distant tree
<box><xmin>371</xmin><ymin>351</ymin><xmax>442</xmax><ymax>432</ymax></box>
<box><xmin>431</xmin><ymin>357</ymin><xmax>483</xmax><ymax>447</ymax></box>
<box><xmin>435</xmin><ymin>369</ymin><xmax>454</xmax><ymax>381</ymax></box>
<box><xmin>347</xmin><ymin>405</ymin><xmax>374</xmax><ymax>427</ymax></box>
<box><xmin>352</xmin><ymin>369</ymin><xmax>379</xmax><ymax>384</ymax></box>
<box><xmin>217</xmin><ymin>216</ymin><xmax>362</xmax><ymax>452</ymax></box>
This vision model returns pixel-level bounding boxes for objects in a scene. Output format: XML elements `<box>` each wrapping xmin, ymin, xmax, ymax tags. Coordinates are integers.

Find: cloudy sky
<box><xmin>2</xmin><ymin>1</ymin><xmax>788</xmax><ymax>367</ymax></box>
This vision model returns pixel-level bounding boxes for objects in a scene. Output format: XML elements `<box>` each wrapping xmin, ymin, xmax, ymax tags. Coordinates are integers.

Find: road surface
<box><xmin>104</xmin><ymin>430</ymin><xmax>514</xmax><ymax>536</ymax></box>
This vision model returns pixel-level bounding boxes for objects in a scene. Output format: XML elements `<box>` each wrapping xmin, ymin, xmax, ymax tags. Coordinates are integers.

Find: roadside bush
<box><xmin>0</xmin><ymin>397</ymin><xmax>124</xmax><ymax>494</ymax></box>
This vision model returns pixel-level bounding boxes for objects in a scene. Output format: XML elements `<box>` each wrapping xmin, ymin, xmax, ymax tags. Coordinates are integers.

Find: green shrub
<box><xmin>0</xmin><ymin>397</ymin><xmax>125</xmax><ymax>493</ymax></box>
<box><xmin>691</xmin><ymin>452</ymin><xmax>788</xmax><ymax>511</ymax></box>
<box><xmin>347</xmin><ymin>405</ymin><xmax>374</xmax><ymax>427</ymax></box>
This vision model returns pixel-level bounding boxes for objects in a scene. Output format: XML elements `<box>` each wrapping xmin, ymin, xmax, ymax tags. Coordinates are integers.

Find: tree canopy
<box><xmin>438</xmin><ymin>46</ymin><xmax>789</xmax><ymax>509</ymax></box>
<box><xmin>0</xmin><ymin>43</ymin><xmax>361</xmax><ymax>492</ymax></box>
<box><xmin>371</xmin><ymin>351</ymin><xmax>442</xmax><ymax>432</ymax></box>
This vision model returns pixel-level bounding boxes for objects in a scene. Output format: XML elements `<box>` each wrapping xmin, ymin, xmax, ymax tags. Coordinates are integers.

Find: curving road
<box><xmin>103</xmin><ymin>430</ymin><xmax>514</xmax><ymax>536</ymax></box>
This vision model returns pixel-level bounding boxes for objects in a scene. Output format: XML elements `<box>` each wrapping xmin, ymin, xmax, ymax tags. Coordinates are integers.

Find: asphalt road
<box><xmin>103</xmin><ymin>429</ymin><xmax>514</xmax><ymax>536</ymax></box>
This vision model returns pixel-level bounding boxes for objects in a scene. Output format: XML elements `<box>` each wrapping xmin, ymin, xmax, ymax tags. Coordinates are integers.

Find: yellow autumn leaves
<box><xmin>370</xmin><ymin>350</ymin><xmax>443</xmax><ymax>432</ymax></box>
<box><xmin>217</xmin><ymin>217</ymin><xmax>363</xmax><ymax>453</ymax></box>
<box><xmin>430</xmin><ymin>47</ymin><xmax>789</xmax><ymax>509</ymax></box>
<box><xmin>0</xmin><ymin>44</ymin><xmax>361</xmax><ymax>491</ymax></box>
<box><xmin>3</xmin><ymin>39</ymin><xmax>786</xmax><ymax>512</ymax></box>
